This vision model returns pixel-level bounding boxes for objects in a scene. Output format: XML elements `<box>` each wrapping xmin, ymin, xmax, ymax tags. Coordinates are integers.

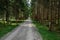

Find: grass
<box><xmin>0</xmin><ymin>21</ymin><xmax>23</xmax><ymax>38</ymax></box>
<box><xmin>33</xmin><ymin>21</ymin><xmax>60</xmax><ymax>40</ymax></box>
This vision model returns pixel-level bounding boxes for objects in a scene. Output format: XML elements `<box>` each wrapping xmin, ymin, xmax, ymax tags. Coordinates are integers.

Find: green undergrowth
<box><xmin>33</xmin><ymin>20</ymin><xmax>60</xmax><ymax>40</ymax></box>
<box><xmin>0</xmin><ymin>21</ymin><xmax>23</xmax><ymax>38</ymax></box>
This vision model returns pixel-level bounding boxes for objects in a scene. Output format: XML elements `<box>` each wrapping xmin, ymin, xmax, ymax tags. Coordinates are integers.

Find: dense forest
<box><xmin>0</xmin><ymin>0</ymin><xmax>29</xmax><ymax>38</ymax></box>
<box><xmin>31</xmin><ymin>0</ymin><xmax>60</xmax><ymax>32</ymax></box>
<box><xmin>0</xmin><ymin>0</ymin><xmax>29</xmax><ymax>24</ymax></box>
<box><xmin>0</xmin><ymin>0</ymin><xmax>60</xmax><ymax>40</ymax></box>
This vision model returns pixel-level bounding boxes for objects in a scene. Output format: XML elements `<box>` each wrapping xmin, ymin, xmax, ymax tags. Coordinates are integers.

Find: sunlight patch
<box><xmin>29</xmin><ymin>24</ymin><xmax>32</xmax><ymax>27</ymax></box>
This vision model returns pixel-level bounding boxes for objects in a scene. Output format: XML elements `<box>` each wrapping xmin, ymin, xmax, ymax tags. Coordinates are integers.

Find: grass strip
<box><xmin>0</xmin><ymin>21</ymin><xmax>23</xmax><ymax>38</ymax></box>
<box><xmin>33</xmin><ymin>21</ymin><xmax>60</xmax><ymax>40</ymax></box>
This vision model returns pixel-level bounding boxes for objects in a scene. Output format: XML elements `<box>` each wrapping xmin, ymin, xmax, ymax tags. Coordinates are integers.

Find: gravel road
<box><xmin>0</xmin><ymin>18</ymin><xmax>43</xmax><ymax>40</ymax></box>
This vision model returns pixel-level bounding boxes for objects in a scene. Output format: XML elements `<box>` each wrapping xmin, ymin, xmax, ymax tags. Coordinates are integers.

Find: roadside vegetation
<box><xmin>33</xmin><ymin>20</ymin><xmax>60</xmax><ymax>40</ymax></box>
<box><xmin>0</xmin><ymin>20</ymin><xmax>23</xmax><ymax>38</ymax></box>
<box><xmin>0</xmin><ymin>0</ymin><xmax>29</xmax><ymax>38</ymax></box>
<box><xmin>31</xmin><ymin>0</ymin><xmax>60</xmax><ymax>40</ymax></box>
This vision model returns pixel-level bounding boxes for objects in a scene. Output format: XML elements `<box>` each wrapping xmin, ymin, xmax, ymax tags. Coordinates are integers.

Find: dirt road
<box><xmin>0</xmin><ymin>19</ymin><xmax>43</xmax><ymax>40</ymax></box>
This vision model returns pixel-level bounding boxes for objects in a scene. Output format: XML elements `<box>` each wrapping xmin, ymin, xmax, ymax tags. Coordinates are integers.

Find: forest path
<box><xmin>0</xmin><ymin>18</ymin><xmax>43</xmax><ymax>40</ymax></box>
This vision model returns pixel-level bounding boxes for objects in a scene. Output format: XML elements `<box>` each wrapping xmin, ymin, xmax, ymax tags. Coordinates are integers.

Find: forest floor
<box><xmin>33</xmin><ymin>21</ymin><xmax>60</xmax><ymax>40</ymax></box>
<box><xmin>0</xmin><ymin>18</ymin><xmax>43</xmax><ymax>40</ymax></box>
